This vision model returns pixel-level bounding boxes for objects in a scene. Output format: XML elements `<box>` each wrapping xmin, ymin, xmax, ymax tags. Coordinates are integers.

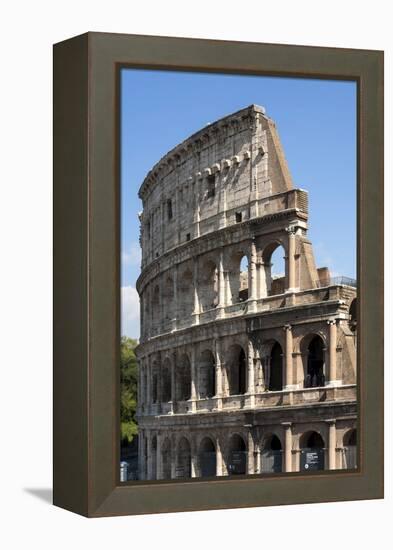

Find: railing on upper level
<box><xmin>315</xmin><ymin>276</ymin><xmax>357</xmax><ymax>288</ymax></box>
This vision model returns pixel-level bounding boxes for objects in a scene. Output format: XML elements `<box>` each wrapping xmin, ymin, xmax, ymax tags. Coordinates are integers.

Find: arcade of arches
<box><xmin>140</xmin><ymin>426</ymin><xmax>357</xmax><ymax>480</ymax></box>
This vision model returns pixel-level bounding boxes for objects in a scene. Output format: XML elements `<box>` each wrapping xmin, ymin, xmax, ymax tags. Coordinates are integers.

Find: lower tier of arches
<box><xmin>137</xmin><ymin>422</ymin><xmax>357</xmax><ymax>481</ymax></box>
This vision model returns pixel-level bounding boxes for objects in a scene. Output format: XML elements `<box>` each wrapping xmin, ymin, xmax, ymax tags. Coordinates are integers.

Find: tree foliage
<box><xmin>120</xmin><ymin>336</ymin><xmax>138</xmax><ymax>445</ymax></box>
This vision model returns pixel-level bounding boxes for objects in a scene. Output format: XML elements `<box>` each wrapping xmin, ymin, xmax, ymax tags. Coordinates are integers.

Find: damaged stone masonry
<box><xmin>135</xmin><ymin>104</ymin><xmax>357</xmax><ymax>480</ymax></box>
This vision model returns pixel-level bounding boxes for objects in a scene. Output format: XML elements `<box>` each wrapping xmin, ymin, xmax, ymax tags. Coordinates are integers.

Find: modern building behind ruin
<box><xmin>135</xmin><ymin>104</ymin><xmax>357</xmax><ymax>480</ymax></box>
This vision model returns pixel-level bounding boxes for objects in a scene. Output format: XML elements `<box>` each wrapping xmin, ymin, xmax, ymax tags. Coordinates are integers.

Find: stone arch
<box><xmin>300</xmin><ymin>333</ymin><xmax>327</xmax><ymax>388</ymax></box>
<box><xmin>258</xmin><ymin>240</ymin><xmax>287</xmax><ymax>298</ymax></box>
<box><xmin>198</xmin><ymin>436</ymin><xmax>216</xmax><ymax>478</ymax></box>
<box><xmin>258</xmin><ymin>339</ymin><xmax>284</xmax><ymax>391</ymax></box>
<box><xmin>162</xmin><ymin>274</ymin><xmax>174</xmax><ymax>326</ymax></box>
<box><xmin>161</xmin><ymin>437</ymin><xmax>172</xmax><ymax>480</ymax></box>
<box><xmin>198</xmin><ymin>349</ymin><xmax>216</xmax><ymax>398</ymax></box>
<box><xmin>151</xmin><ymin>360</ymin><xmax>159</xmax><ymax>403</ymax></box>
<box><xmin>300</xmin><ymin>430</ymin><xmax>325</xmax><ymax>472</ymax></box>
<box><xmin>176</xmin><ymin>437</ymin><xmax>191</xmax><ymax>479</ymax></box>
<box><xmin>226</xmin><ymin>344</ymin><xmax>247</xmax><ymax>395</ymax></box>
<box><xmin>261</xmin><ymin>433</ymin><xmax>283</xmax><ymax>473</ymax></box>
<box><xmin>269</xmin><ymin>341</ymin><xmax>283</xmax><ymax>391</ymax></box>
<box><xmin>343</xmin><ymin>428</ymin><xmax>357</xmax><ymax>469</ymax></box>
<box><xmin>198</xmin><ymin>257</ymin><xmax>218</xmax><ymax>311</ymax></box>
<box><xmin>161</xmin><ymin>357</ymin><xmax>172</xmax><ymax>402</ymax></box>
<box><xmin>178</xmin><ymin>265</ymin><xmax>193</xmax><ymax>320</ymax></box>
<box><xmin>227</xmin><ymin>247</ymin><xmax>249</xmax><ymax>304</ymax></box>
<box><xmin>175</xmin><ymin>353</ymin><xmax>191</xmax><ymax>401</ymax></box>
<box><xmin>151</xmin><ymin>284</ymin><xmax>160</xmax><ymax>334</ymax></box>
<box><xmin>227</xmin><ymin>433</ymin><xmax>247</xmax><ymax>475</ymax></box>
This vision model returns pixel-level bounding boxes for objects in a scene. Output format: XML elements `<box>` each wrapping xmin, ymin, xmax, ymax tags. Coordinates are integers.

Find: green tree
<box><xmin>120</xmin><ymin>336</ymin><xmax>138</xmax><ymax>445</ymax></box>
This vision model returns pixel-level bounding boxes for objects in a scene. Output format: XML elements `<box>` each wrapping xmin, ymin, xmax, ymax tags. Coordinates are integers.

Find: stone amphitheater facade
<box><xmin>135</xmin><ymin>104</ymin><xmax>357</xmax><ymax>480</ymax></box>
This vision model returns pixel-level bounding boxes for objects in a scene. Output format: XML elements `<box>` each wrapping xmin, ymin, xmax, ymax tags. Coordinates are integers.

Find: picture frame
<box><xmin>53</xmin><ymin>32</ymin><xmax>383</xmax><ymax>517</ymax></box>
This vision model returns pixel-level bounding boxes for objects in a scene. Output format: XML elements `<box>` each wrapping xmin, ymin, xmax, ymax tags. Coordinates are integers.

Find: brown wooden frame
<box><xmin>53</xmin><ymin>32</ymin><xmax>384</xmax><ymax>517</ymax></box>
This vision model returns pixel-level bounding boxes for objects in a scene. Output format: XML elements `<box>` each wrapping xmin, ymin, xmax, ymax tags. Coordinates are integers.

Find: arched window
<box><xmin>198</xmin><ymin>437</ymin><xmax>216</xmax><ymax>478</ymax></box>
<box><xmin>227</xmin><ymin>251</ymin><xmax>249</xmax><ymax>304</ymax></box>
<box><xmin>198</xmin><ymin>350</ymin><xmax>216</xmax><ymax>398</ymax></box>
<box><xmin>161</xmin><ymin>358</ymin><xmax>171</xmax><ymax>402</ymax></box>
<box><xmin>261</xmin><ymin>434</ymin><xmax>283</xmax><ymax>473</ymax></box>
<box><xmin>239</xmin><ymin>255</ymin><xmax>249</xmax><ymax>302</ymax></box>
<box><xmin>176</xmin><ymin>438</ymin><xmax>191</xmax><ymax>479</ymax></box>
<box><xmin>198</xmin><ymin>259</ymin><xmax>218</xmax><ymax>311</ymax></box>
<box><xmin>259</xmin><ymin>242</ymin><xmax>286</xmax><ymax>297</ymax></box>
<box><xmin>176</xmin><ymin>354</ymin><xmax>191</xmax><ymax>401</ymax></box>
<box><xmin>343</xmin><ymin>429</ymin><xmax>357</xmax><ymax>469</ymax></box>
<box><xmin>151</xmin><ymin>361</ymin><xmax>159</xmax><ymax>403</ymax></box>
<box><xmin>228</xmin><ymin>434</ymin><xmax>247</xmax><ymax>475</ymax></box>
<box><xmin>300</xmin><ymin>431</ymin><xmax>325</xmax><ymax>472</ymax></box>
<box><xmin>269</xmin><ymin>342</ymin><xmax>283</xmax><ymax>391</ymax></box>
<box><xmin>178</xmin><ymin>266</ymin><xmax>193</xmax><ymax>321</ymax></box>
<box><xmin>151</xmin><ymin>285</ymin><xmax>160</xmax><ymax>334</ymax></box>
<box><xmin>162</xmin><ymin>276</ymin><xmax>174</xmax><ymax>328</ymax></box>
<box><xmin>304</xmin><ymin>335</ymin><xmax>326</xmax><ymax>388</ymax></box>
<box><xmin>227</xmin><ymin>345</ymin><xmax>247</xmax><ymax>395</ymax></box>
<box><xmin>161</xmin><ymin>438</ymin><xmax>172</xmax><ymax>480</ymax></box>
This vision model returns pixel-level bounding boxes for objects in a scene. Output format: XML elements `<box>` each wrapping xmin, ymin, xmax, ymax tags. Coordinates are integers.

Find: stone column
<box><xmin>170</xmin><ymin>352</ymin><xmax>176</xmax><ymax>413</ymax></box>
<box><xmin>247</xmin><ymin>431</ymin><xmax>255</xmax><ymax>475</ymax></box>
<box><xmin>216</xmin><ymin>437</ymin><xmax>223</xmax><ymax>476</ymax></box>
<box><xmin>172</xmin><ymin>265</ymin><xmax>178</xmax><ymax>331</ymax></box>
<box><xmin>146</xmin><ymin>356</ymin><xmax>151</xmax><ymax>415</ymax></box>
<box><xmin>191</xmin><ymin>438</ymin><xmax>198</xmax><ymax>478</ymax></box>
<box><xmin>156</xmin><ymin>354</ymin><xmax>162</xmax><ymax>413</ymax></box>
<box><xmin>255</xmin><ymin>442</ymin><xmax>261</xmax><ymax>474</ymax></box>
<box><xmin>139</xmin><ymin>358</ymin><xmax>146</xmax><ymax>411</ymax></box>
<box><xmin>257</xmin><ymin>260</ymin><xmax>267</xmax><ymax>299</ymax></box>
<box><xmin>283</xmin><ymin>325</ymin><xmax>294</xmax><ymax>390</ymax></box>
<box><xmin>217</xmin><ymin>249</ymin><xmax>226</xmax><ymax>318</ymax></box>
<box><xmin>283</xmin><ymin>422</ymin><xmax>293</xmax><ymax>473</ymax></box>
<box><xmin>327</xmin><ymin>419</ymin><xmax>337</xmax><ymax>470</ymax></box>
<box><xmin>225</xmin><ymin>271</ymin><xmax>232</xmax><ymax>306</ymax></box>
<box><xmin>286</xmin><ymin>227</ymin><xmax>296</xmax><ymax>291</ymax></box>
<box><xmin>138</xmin><ymin>429</ymin><xmax>144</xmax><ymax>480</ymax></box>
<box><xmin>156</xmin><ymin>433</ymin><xmax>162</xmax><ymax>480</ymax></box>
<box><xmin>190</xmin><ymin>346</ymin><xmax>197</xmax><ymax>412</ymax></box>
<box><xmin>171</xmin><ymin>434</ymin><xmax>177</xmax><ymax>479</ymax></box>
<box><xmin>247</xmin><ymin>340</ymin><xmax>255</xmax><ymax>406</ymax></box>
<box><xmin>248</xmin><ymin>240</ymin><xmax>257</xmax><ymax>312</ymax></box>
<box><xmin>147</xmin><ymin>433</ymin><xmax>153</xmax><ymax>480</ymax></box>
<box><xmin>192</xmin><ymin>256</ymin><xmax>200</xmax><ymax>325</ymax></box>
<box><xmin>214</xmin><ymin>338</ymin><xmax>223</xmax><ymax>409</ymax></box>
<box><xmin>327</xmin><ymin>320</ymin><xmax>338</xmax><ymax>384</ymax></box>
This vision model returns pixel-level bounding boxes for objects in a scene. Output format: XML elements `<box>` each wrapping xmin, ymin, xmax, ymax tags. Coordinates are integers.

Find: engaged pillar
<box><xmin>327</xmin><ymin>319</ymin><xmax>338</xmax><ymax>385</ymax></box>
<box><xmin>214</xmin><ymin>338</ymin><xmax>223</xmax><ymax>409</ymax></box>
<box><xmin>327</xmin><ymin>419</ymin><xmax>337</xmax><ymax>470</ymax></box>
<box><xmin>247</xmin><ymin>339</ymin><xmax>255</xmax><ymax>406</ymax></box>
<box><xmin>282</xmin><ymin>422</ymin><xmax>293</xmax><ymax>473</ymax></box>
<box><xmin>283</xmin><ymin>325</ymin><xmax>294</xmax><ymax>390</ymax></box>
<box><xmin>247</xmin><ymin>431</ymin><xmax>255</xmax><ymax>475</ymax></box>
<box><xmin>248</xmin><ymin>239</ymin><xmax>257</xmax><ymax>312</ymax></box>
<box><xmin>286</xmin><ymin>226</ymin><xmax>296</xmax><ymax>291</ymax></box>
<box><xmin>216</xmin><ymin>438</ymin><xmax>223</xmax><ymax>477</ymax></box>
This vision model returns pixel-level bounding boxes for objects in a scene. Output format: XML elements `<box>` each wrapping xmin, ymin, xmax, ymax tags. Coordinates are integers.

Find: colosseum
<box><xmin>135</xmin><ymin>104</ymin><xmax>357</xmax><ymax>480</ymax></box>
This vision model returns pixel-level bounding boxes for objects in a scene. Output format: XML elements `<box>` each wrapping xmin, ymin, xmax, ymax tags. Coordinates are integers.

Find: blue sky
<box><xmin>121</xmin><ymin>69</ymin><xmax>356</xmax><ymax>338</ymax></box>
